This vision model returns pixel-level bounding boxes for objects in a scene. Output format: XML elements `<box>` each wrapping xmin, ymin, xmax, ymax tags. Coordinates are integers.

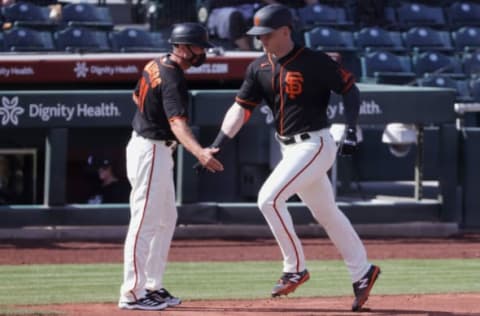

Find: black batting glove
<box><xmin>339</xmin><ymin>127</ymin><xmax>357</xmax><ymax>156</ymax></box>
<box><xmin>193</xmin><ymin>131</ymin><xmax>231</xmax><ymax>175</ymax></box>
<box><xmin>193</xmin><ymin>161</ymin><xmax>206</xmax><ymax>174</ymax></box>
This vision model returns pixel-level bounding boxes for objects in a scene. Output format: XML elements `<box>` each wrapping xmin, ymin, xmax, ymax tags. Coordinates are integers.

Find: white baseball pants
<box><xmin>119</xmin><ymin>131</ymin><xmax>178</xmax><ymax>303</ymax></box>
<box><xmin>257</xmin><ymin>128</ymin><xmax>371</xmax><ymax>282</ymax></box>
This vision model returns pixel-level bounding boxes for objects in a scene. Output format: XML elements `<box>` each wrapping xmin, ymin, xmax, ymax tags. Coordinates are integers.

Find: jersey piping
<box><xmin>278</xmin><ymin>47</ymin><xmax>304</xmax><ymax>135</ymax></box>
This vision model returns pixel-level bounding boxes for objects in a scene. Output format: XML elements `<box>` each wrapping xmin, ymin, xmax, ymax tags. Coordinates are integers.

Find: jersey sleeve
<box><xmin>323</xmin><ymin>55</ymin><xmax>356</xmax><ymax>95</ymax></box>
<box><xmin>161</xmin><ymin>67</ymin><xmax>188</xmax><ymax>120</ymax></box>
<box><xmin>235</xmin><ymin>62</ymin><xmax>263</xmax><ymax>111</ymax></box>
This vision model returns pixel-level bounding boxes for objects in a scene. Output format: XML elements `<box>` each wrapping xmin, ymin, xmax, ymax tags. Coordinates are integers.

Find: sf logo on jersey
<box><xmin>284</xmin><ymin>71</ymin><xmax>303</xmax><ymax>99</ymax></box>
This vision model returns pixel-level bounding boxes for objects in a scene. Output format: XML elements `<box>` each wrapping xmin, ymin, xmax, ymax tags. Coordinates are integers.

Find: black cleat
<box><xmin>118</xmin><ymin>292</ymin><xmax>168</xmax><ymax>311</ymax></box>
<box><xmin>147</xmin><ymin>288</ymin><xmax>182</xmax><ymax>306</ymax></box>
<box><xmin>271</xmin><ymin>269</ymin><xmax>310</xmax><ymax>297</ymax></box>
<box><xmin>352</xmin><ymin>265</ymin><xmax>381</xmax><ymax>311</ymax></box>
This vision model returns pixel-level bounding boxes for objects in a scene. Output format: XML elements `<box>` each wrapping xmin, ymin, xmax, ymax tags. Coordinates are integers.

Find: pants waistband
<box><xmin>132</xmin><ymin>131</ymin><xmax>177</xmax><ymax>149</ymax></box>
<box><xmin>276</xmin><ymin>129</ymin><xmax>329</xmax><ymax>145</ymax></box>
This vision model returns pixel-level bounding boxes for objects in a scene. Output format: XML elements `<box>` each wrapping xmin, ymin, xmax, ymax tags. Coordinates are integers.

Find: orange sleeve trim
<box><xmin>235</xmin><ymin>96</ymin><xmax>259</xmax><ymax>107</ymax></box>
<box><xmin>243</xmin><ymin>108</ymin><xmax>252</xmax><ymax>123</ymax></box>
<box><xmin>168</xmin><ymin>115</ymin><xmax>187</xmax><ymax>123</ymax></box>
<box><xmin>341</xmin><ymin>80</ymin><xmax>355</xmax><ymax>94</ymax></box>
<box><xmin>339</xmin><ymin>67</ymin><xmax>355</xmax><ymax>94</ymax></box>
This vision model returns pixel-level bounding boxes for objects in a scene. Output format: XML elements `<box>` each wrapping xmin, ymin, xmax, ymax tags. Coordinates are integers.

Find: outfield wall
<box><xmin>0</xmin><ymin>85</ymin><xmax>478</xmax><ymax>230</ymax></box>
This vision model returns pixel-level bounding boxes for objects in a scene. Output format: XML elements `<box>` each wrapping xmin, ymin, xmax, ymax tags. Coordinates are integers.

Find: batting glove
<box><xmin>339</xmin><ymin>127</ymin><xmax>357</xmax><ymax>156</ymax></box>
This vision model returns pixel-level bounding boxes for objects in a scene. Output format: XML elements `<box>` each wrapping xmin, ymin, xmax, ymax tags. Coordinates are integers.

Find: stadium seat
<box><xmin>54</xmin><ymin>27</ymin><xmax>111</xmax><ymax>53</ymax></box>
<box><xmin>396</xmin><ymin>2</ymin><xmax>446</xmax><ymax>28</ymax></box>
<box><xmin>109</xmin><ymin>28</ymin><xmax>169</xmax><ymax>52</ymax></box>
<box><xmin>0</xmin><ymin>32</ymin><xmax>4</xmax><ymax>52</ymax></box>
<box><xmin>297</xmin><ymin>3</ymin><xmax>352</xmax><ymax>29</ymax></box>
<box><xmin>446</xmin><ymin>1</ymin><xmax>480</xmax><ymax>27</ymax></box>
<box><xmin>403</xmin><ymin>27</ymin><xmax>454</xmax><ymax>53</ymax></box>
<box><xmin>361</xmin><ymin>50</ymin><xmax>416</xmax><ymax>84</ymax></box>
<box><xmin>304</xmin><ymin>26</ymin><xmax>355</xmax><ymax>52</ymax></box>
<box><xmin>61</xmin><ymin>3</ymin><xmax>114</xmax><ymax>30</ymax></box>
<box><xmin>471</xmin><ymin>77</ymin><xmax>480</xmax><ymax>101</ymax></box>
<box><xmin>412</xmin><ymin>51</ymin><xmax>464</xmax><ymax>77</ymax></box>
<box><xmin>452</xmin><ymin>26</ymin><xmax>480</xmax><ymax>52</ymax></box>
<box><xmin>384</xmin><ymin>7</ymin><xmax>398</xmax><ymax>27</ymax></box>
<box><xmin>3</xmin><ymin>27</ymin><xmax>54</xmax><ymax>52</ymax></box>
<box><xmin>417</xmin><ymin>75</ymin><xmax>473</xmax><ymax>102</ymax></box>
<box><xmin>462</xmin><ymin>50</ymin><xmax>480</xmax><ymax>76</ymax></box>
<box><xmin>1</xmin><ymin>1</ymin><xmax>57</xmax><ymax>29</ymax></box>
<box><xmin>355</xmin><ymin>27</ymin><xmax>406</xmax><ymax>53</ymax></box>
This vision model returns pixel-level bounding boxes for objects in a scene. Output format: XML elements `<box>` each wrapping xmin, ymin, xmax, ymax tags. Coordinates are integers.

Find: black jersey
<box><xmin>131</xmin><ymin>55</ymin><xmax>188</xmax><ymax>141</ymax></box>
<box><xmin>236</xmin><ymin>45</ymin><xmax>355</xmax><ymax>136</ymax></box>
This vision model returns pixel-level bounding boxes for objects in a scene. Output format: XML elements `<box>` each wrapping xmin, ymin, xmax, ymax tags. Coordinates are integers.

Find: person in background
<box><xmin>198</xmin><ymin>0</ymin><xmax>318</xmax><ymax>51</ymax></box>
<box><xmin>199</xmin><ymin>0</ymin><xmax>260</xmax><ymax>50</ymax></box>
<box><xmin>87</xmin><ymin>156</ymin><xmax>130</xmax><ymax>204</ymax></box>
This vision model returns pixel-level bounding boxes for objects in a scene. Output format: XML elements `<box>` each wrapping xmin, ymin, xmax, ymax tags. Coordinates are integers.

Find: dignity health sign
<box><xmin>0</xmin><ymin>91</ymin><xmax>136</xmax><ymax>128</ymax></box>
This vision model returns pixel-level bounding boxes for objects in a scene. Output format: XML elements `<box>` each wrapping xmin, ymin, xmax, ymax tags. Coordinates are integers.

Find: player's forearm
<box><xmin>221</xmin><ymin>103</ymin><xmax>247</xmax><ymax>138</ymax></box>
<box><xmin>169</xmin><ymin>118</ymin><xmax>204</xmax><ymax>158</ymax></box>
<box><xmin>342</xmin><ymin>84</ymin><xmax>360</xmax><ymax>128</ymax></box>
<box><xmin>210</xmin><ymin>103</ymin><xmax>248</xmax><ymax>148</ymax></box>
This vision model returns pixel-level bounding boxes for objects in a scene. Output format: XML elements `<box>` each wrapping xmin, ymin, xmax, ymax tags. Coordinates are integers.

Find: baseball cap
<box><xmin>87</xmin><ymin>155</ymin><xmax>112</xmax><ymax>169</ymax></box>
<box><xmin>246</xmin><ymin>4</ymin><xmax>293</xmax><ymax>36</ymax></box>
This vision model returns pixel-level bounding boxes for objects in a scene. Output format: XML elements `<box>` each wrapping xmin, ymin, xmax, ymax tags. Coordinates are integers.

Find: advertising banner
<box><xmin>0</xmin><ymin>91</ymin><xmax>135</xmax><ymax>128</ymax></box>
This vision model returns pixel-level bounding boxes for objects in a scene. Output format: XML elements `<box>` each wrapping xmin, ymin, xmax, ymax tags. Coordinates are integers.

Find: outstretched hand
<box><xmin>194</xmin><ymin>147</ymin><xmax>223</xmax><ymax>173</ymax></box>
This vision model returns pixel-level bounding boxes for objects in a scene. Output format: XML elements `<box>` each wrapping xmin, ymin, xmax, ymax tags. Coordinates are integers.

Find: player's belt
<box><xmin>275</xmin><ymin>132</ymin><xmax>311</xmax><ymax>145</ymax></box>
<box><xmin>162</xmin><ymin>140</ymin><xmax>177</xmax><ymax>150</ymax></box>
<box><xmin>164</xmin><ymin>140</ymin><xmax>175</xmax><ymax>147</ymax></box>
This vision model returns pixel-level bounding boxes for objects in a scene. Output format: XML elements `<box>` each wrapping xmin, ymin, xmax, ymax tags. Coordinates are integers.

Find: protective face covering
<box><xmin>187</xmin><ymin>46</ymin><xmax>206</xmax><ymax>67</ymax></box>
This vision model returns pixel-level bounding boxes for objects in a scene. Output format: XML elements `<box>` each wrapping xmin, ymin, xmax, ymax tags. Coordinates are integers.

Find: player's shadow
<box><xmin>174</xmin><ymin>305</ymin><xmax>475</xmax><ymax>315</ymax></box>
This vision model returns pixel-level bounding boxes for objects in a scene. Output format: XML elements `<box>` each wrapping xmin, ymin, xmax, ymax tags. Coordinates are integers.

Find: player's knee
<box><xmin>257</xmin><ymin>192</ymin><xmax>275</xmax><ymax>213</ymax></box>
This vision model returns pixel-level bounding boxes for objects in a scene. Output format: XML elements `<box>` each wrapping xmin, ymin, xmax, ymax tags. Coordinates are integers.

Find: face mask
<box><xmin>187</xmin><ymin>46</ymin><xmax>206</xmax><ymax>67</ymax></box>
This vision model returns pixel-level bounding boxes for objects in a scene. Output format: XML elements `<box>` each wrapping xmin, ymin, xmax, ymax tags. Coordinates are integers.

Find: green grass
<box><xmin>0</xmin><ymin>259</ymin><xmax>479</xmax><ymax>306</ymax></box>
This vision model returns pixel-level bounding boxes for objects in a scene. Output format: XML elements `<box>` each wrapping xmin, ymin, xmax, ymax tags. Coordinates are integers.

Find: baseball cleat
<box><xmin>351</xmin><ymin>264</ymin><xmax>381</xmax><ymax>311</ymax></box>
<box><xmin>118</xmin><ymin>293</ymin><xmax>168</xmax><ymax>311</ymax></box>
<box><xmin>271</xmin><ymin>269</ymin><xmax>310</xmax><ymax>297</ymax></box>
<box><xmin>147</xmin><ymin>288</ymin><xmax>182</xmax><ymax>306</ymax></box>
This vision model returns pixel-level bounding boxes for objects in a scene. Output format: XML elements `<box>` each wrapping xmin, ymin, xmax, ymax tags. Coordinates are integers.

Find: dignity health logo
<box><xmin>0</xmin><ymin>96</ymin><xmax>24</xmax><ymax>126</ymax></box>
<box><xmin>74</xmin><ymin>62</ymin><xmax>89</xmax><ymax>78</ymax></box>
<box><xmin>0</xmin><ymin>96</ymin><xmax>121</xmax><ymax>126</ymax></box>
<box><xmin>73</xmin><ymin>61</ymin><xmax>139</xmax><ymax>78</ymax></box>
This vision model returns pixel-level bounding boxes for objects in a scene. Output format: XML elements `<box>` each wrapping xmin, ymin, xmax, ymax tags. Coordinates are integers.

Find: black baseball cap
<box><xmin>246</xmin><ymin>4</ymin><xmax>293</xmax><ymax>36</ymax></box>
<box><xmin>87</xmin><ymin>155</ymin><xmax>112</xmax><ymax>169</ymax></box>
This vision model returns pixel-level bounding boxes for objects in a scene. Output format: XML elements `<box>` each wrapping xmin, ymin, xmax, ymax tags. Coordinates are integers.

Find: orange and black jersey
<box><xmin>235</xmin><ymin>45</ymin><xmax>356</xmax><ymax>136</ymax></box>
<box><xmin>131</xmin><ymin>54</ymin><xmax>188</xmax><ymax>141</ymax></box>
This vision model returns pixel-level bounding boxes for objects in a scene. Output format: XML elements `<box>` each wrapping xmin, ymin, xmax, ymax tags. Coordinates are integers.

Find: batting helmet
<box><xmin>169</xmin><ymin>22</ymin><xmax>214</xmax><ymax>48</ymax></box>
<box><xmin>246</xmin><ymin>4</ymin><xmax>293</xmax><ymax>36</ymax></box>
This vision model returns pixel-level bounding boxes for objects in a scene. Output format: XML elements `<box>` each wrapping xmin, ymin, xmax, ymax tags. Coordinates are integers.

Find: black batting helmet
<box><xmin>169</xmin><ymin>22</ymin><xmax>214</xmax><ymax>48</ymax></box>
<box><xmin>246</xmin><ymin>4</ymin><xmax>293</xmax><ymax>36</ymax></box>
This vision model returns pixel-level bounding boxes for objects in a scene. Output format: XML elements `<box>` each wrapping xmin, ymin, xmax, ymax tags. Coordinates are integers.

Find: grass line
<box><xmin>0</xmin><ymin>259</ymin><xmax>479</xmax><ymax>306</ymax></box>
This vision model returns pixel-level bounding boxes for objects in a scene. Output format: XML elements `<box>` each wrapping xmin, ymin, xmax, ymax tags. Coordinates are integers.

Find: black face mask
<box><xmin>187</xmin><ymin>46</ymin><xmax>206</xmax><ymax>67</ymax></box>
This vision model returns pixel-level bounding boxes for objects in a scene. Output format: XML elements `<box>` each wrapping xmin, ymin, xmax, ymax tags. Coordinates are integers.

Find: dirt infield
<box><xmin>2</xmin><ymin>235</ymin><xmax>480</xmax><ymax>315</ymax></box>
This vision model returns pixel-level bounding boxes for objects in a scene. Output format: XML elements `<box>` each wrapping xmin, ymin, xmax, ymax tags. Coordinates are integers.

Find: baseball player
<box><xmin>204</xmin><ymin>4</ymin><xmax>380</xmax><ymax>311</ymax></box>
<box><xmin>118</xmin><ymin>23</ymin><xmax>224</xmax><ymax>311</ymax></box>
